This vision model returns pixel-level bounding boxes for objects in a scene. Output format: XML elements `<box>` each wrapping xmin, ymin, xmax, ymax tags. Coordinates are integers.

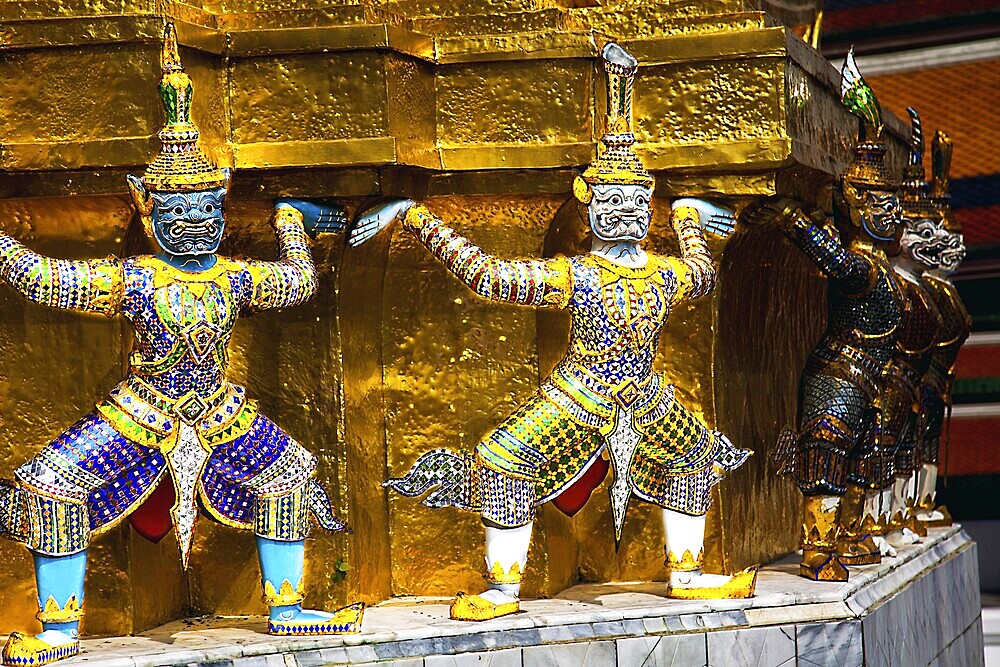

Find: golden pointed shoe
<box><xmin>267</xmin><ymin>602</ymin><xmax>365</xmax><ymax>636</ymax></box>
<box><xmin>450</xmin><ymin>592</ymin><xmax>520</xmax><ymax>621</ymax></box>
<box><xmin>3</xmin><ymin>633</ymin><xmax>79</xmax><ymax>667</ymax></box>
<box><xmin>837</xmin><ymin>534</ymin><xmax>881</xmax><ymax>566</ymax></box>
<box><xmin>918</xmin><ymin>504</ymin><xmax>953</xmax><ymax>528</ymax></box>
<box><xmin>665</xmin><ymin>566</ymin><xmax>758</xmax><ymax>600</ymax></box>
<box><xmin>800</xmin><ymin>550</ymin><xmax>849</xmax><ymax>581</ymax></box>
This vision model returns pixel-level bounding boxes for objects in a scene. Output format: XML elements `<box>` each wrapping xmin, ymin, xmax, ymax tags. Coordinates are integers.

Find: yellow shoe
<box><xmin>3</xmin><ymin>632</ymin><xmax>79</xmax><ymax>667</ymax></box>
<box><xmin>665</xmin><ymin>566</ymin><xmax>758</xmax><ymax>600</ymax></box>
<box><xmin>267</xmin><ymin>602</ymin><xmax>365</xmax><ymax>636</ymax></box>
<box><xmin>918</xmin><ymin>504</ymin><xmax>953</xmax><ymax>528</ymax></box>
<box><xmin>450</xmin><ymin>592</ymin><xmax>520</xmax><ymax>621</ymax></box>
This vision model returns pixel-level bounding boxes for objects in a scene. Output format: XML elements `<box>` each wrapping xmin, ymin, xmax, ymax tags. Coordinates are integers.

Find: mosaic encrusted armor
<box><xmin>919</xmin><ymin>272</ymin><xmax>971</xmax><ymax>465</ymax></box>
<box><xmin>880</xmin><ymin>274</ymin><xmax>941</xmax><ymax>482</ymax></box>
<box><xmin>398</xmin><ymin>204</ymin><xmax>749</xmax><ymax>534</ymax></box>
<box><xmin>0</xmin><ymin>208</ymin><xmax>333</xmax><ymax>565</ymax></box>
<box><xmin>780</xmin><ymin>214</ymin><xmax>903</xmax><ymax>496</ymax></box>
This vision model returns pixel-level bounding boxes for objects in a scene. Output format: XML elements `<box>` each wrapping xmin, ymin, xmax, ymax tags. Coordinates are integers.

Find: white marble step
<box><xmin>1</xmin><ymin>525</ymin><xmax>981</xmax><ymax>667</ymax></box>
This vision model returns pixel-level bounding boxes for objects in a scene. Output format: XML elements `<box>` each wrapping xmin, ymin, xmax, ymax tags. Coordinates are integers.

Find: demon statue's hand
<box><xmin>739</xmin><ymin>195</ymin><xmax>810</xmax><ymax>230</ymax></box>
<box><xmin>274</xmin><ymin>198</ymin><xmax>348</xmax><ymax>238</ymax></box>
<box><xmin>673</xmin><ymin>198</ymin><xmax>737</xmax><ymax>238</ymax></box>
<box><xmin>347</xmin><ymin>198</ymin><xmax>415</xmax><ymax>247</ymax></box>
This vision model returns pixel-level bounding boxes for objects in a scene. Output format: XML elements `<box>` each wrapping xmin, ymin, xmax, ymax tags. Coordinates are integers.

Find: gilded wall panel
<box><xmin>712</xmin><ymin>224</ymin><xmax>826</xmax><ymax>572</ymax></box>
<box><xmin>229</xmin><ymin>52</ymin><xmax>390</xmax><ymax>144</ymax></box>
<box><xmin>385</xmin><ymin>54</ymin><xmax>438</xmax><ymax>166</ymax></box>
<box><xmin>435</xmin><ymin>59</ymin><xmax>593</xmax><ymax>147</ymax></box>
<box><xmin>636</xmin><ymin>59</ymin><xmax>784</xmax><ymax>147</ymax></box>
<box><xmin>0</xmin><ymin>44</ymin><xmax>160</xmax><ymax>143</ymax></box>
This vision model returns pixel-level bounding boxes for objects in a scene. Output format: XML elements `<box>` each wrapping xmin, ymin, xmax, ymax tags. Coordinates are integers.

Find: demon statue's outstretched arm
<box><xmin>0</xmin><ymin>233</ymin><xmax>122</xmax><ymax>317</ymax></box>
<box><xmin>400</xmin><ymin>204</ymin><xmax>573</xmax><ymax>309</ymax></box>
<box><xmin>667</xmin><ymin>202</ymin><xmax>719</xmax><ymax>302</ymax></box>
<box><xmin>242</xmin><ymin>206</ymin><xmax>317</xmax><ymax>311</ymax></box>
<box><xmin>743</xmin><ymin>196</ymin><xmax>874</xmax><ymax>294</ymax></box>
<box><xmin>783</xmin><ymin>212</ymin><xmax>873</xmax><ymax>293</ymax></box>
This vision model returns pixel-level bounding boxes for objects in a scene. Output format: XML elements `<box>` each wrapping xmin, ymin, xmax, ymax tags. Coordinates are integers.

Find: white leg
<box><xmin>890</xmin><ymin>476</ymin><xmax>908</xmax><ymax>517</ymax></box>
<box><xmin>865</xmin><ymin>489</ymin><xmax>896</xmax><ymax>557</ymax></box>
<box><xmin>879</xmin><ymin>486</ymin><xmax>894</xmax><ymax>523</ymax></box>
<box><xmin>662</xmin><ymin>509</ymin><xmax>731</xmax><ymax>588</ymax></box>
<box><xmin>479</xmin><ymin>522</ymin><xmax>532</xmax><ymax>605</ymax></box>
<box><xmin>916</xmin><ymin>464</ymin><xmax>945</xmax><ymax>521</ymax></box>
<box><xmin>863</xmin><ymin>489</ymin><xmax>880</xmax><ymax>525</ymax></box>
<box><xmin>886</xmin><ymin>477</ymin><xmax>919</xmax><ymax>547</ymax></box>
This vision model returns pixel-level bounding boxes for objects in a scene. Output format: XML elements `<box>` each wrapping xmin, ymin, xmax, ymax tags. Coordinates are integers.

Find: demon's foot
<box><xmin>2</xmin><ymin>631</ymin><xmax>79</xmax><ymax>667</ymax></box>
<box><xmin>267</xmin><ymin>602</ymin><xmax>365</xmax><ymax>635</ymax></box>
<box><xmin>837</xmin><ymin>534</ymin><xmax>881</xmax><ymax>566</ymax></box>
<box><xmin>872</xmin><ymin>535</ymin><xmax>897</xmax><ymax>557</ymax></box>
<box><xmin>666</xmin><ymin>567</ymin><xmax>758</xmax><ymax>599</ymax></box>
<box><xmin>450</xmin><ymin>589</ymin><xmax>520</xmax><ymax>621</ymax></box>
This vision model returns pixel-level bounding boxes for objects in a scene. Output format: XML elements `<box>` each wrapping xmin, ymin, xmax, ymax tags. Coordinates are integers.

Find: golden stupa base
<box><xmin>0</xmin><ymin>0</ymin><xmax>913</xmax><ymax>635</ymax></box>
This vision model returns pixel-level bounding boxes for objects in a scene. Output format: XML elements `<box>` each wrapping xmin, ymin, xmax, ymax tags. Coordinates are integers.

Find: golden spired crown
<box><xmin>839</xmin><ymin>47</ymin><xmax>897</xmax><ymax>192</ymax></box>
<box><xmin>901</xmin><ymin>107</ymin><xmax>936</xmax><ymax>218</ymax></box>
<box><xmin>574</xmin><ymin>42</ymin><xmax>653</xmax><ymax>203</ymax></box>
<box><xmin>931</xmin><ymin>130</ymin><xmax>958</xmax><ymax>232</ymax></box>
<box><xmin>142</xmin><ymin>22</ymin><xmax>227</xmax><ymax>192</ymax></box>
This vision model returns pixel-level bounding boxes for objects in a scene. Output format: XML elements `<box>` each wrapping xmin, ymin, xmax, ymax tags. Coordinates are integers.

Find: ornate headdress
<box><xmin>930</xmin><ymin>130</ymin><xmax>959</xmax><ymax>232</ymax></box>
<box><xmin>900</xmin><ymin>107</ymin><xmax>935</xmax><ymax>218</ymax></box>
<box><xmin>140</xmin><ymin>23</ymin><xmax>227</xmax><ymax>193</ymax></box>
<box><xmin>840</xmin><ymin>48</ymin><xmax>897</xmax><ymax>192</ymax></box>
<box><xmin>574</xmin><ymin>42</ymin><xmax>653</xmax><ymax>204</ymax></box>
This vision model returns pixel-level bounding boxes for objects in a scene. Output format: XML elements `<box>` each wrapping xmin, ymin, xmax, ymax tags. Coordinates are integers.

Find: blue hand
<box><xmin>274</xmin><ymin>198</ymin><xmax>348</xmax><ymax>238</ymax></box>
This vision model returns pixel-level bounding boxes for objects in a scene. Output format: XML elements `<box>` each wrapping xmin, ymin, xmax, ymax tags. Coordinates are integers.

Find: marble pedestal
<box><xmin>12</xmin><ymin>526</ymin><xmax>982</xmax><ymax>667</ymax></box>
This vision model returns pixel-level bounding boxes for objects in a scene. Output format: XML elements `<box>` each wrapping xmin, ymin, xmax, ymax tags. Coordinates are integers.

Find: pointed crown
<box><xmin>579</xmin><ymin>42</ymin><xmax>653</xmax><ymax>189</ymax></box>
<box><xmin>142</xmin><ymin>23</ymin><xmax>227</xmax><ymax>192</ymax></box>
<box><xmin>900</xmin><ymin>107</ymin><xmax>935</xmax><ymax>217</ymax></box>
<box><xmin>840</xmin><ymin>47</ymin><xmax>897</xmax><ymax>192</ymax></box>
<box><xmin>930</xmin><ymin>130</ymin><xmax>959</xmax><ymax>231</ymax></box>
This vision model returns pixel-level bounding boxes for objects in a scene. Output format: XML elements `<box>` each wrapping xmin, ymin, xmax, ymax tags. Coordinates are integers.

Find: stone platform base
<box><xmin>12</xmin><ymin>526</ymin><xmax>982</xmax><ymax>667</ymax></box>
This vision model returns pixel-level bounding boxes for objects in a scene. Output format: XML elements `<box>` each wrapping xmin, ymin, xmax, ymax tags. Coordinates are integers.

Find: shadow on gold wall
<box><xmin>713</xmin><ymin>221</ymin><xmax>828</xmax><ymax>572</ymax></box>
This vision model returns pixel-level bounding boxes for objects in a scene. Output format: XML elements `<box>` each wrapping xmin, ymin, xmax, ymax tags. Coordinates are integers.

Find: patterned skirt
<box><xmin>12</xmin><ymin>408</ymin><xmax>315</xmax><ymax>549</ymax></box>
<box><xmin>475</xmin><ymin>392</ymin><xmax>747</xmax><ymax>516</ymax></box>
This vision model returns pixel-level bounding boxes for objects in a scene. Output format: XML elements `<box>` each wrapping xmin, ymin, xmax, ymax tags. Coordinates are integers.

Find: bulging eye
<box><xmin>635</xmin><ymin>195</ymin><xmax>648</xmax><ymax>207</ymax></box>
<box><xmin>204</xmin><ymin>203</ymin><xmax>215</xmax><ymax>214</ymax></box>
<box><xmin>610</xmin><ymin>194</ymin><xmax>623</xmax><ymax>206</ymax></box>
<box><xmin>172</xmin><ymin>206</ymin><xmax>184</xmax><ymax>216</ymax></box>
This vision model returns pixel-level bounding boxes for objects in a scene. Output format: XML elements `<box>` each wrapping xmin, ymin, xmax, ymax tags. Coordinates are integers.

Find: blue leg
<box><xmin>2</xmin><ymin>551</ymin><xmax>85</xmax><ymax>667</ymax></box>
<box><xmin>256</xmin><ymin>537</ymin><xmax>364</xmax><ymax>635</ymax></box>
<box><xmin>33</xmin><ymin>551</ymin><xmax>87</xmax><ymax>638</ymax></box>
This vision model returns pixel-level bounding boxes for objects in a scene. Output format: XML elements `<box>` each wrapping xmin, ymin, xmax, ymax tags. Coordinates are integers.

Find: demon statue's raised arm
<box><xmin>351</xmin><ymin>42</ymin><xmax>754</xmax><ymax>623</ymax></box>
<box><xmin>0</xmin><ymin>24</ymin><xmax>361</xmax><ymax>667</ymax></box>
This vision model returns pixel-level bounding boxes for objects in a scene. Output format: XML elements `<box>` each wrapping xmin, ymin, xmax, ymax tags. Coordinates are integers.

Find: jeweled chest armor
<box><xmin>563</xmin><ymin>255</ymin><xmax>676</xmax><ymax>385</ymax></box>
<box><xmin>124</xmin><ymin>258</ymin><xmax>242</xmax><ymax>400</ymax></box>
<box><xmin>827</xmin><ymin>253</ymin><xmax>903</xmax><ymax>361</ymax></box>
